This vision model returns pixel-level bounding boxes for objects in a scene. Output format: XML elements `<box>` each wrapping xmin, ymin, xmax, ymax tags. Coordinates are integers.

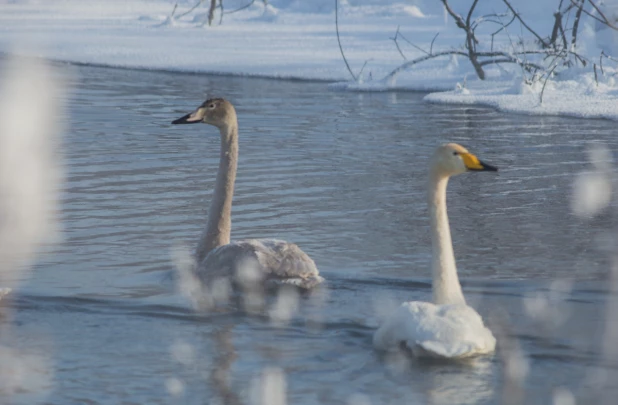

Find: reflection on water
<box><xmin>1</xmin><ymin>63</ymin><xmax>618</xmax><ymax>404</ymax></box>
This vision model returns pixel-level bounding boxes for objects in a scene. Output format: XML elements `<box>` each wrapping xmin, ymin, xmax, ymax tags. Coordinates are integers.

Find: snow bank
<box><xmin>1</xmin><ymin>0</ymin><xmax>618</xmax><ymax>120</ymax></box>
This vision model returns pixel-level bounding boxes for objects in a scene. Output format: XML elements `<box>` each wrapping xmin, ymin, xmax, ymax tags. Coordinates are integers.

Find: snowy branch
<box><xmin>384</xmin><ymin>50</ymin><xmax>468</xmax><ymax>82</ymax></box>
<box><xmin>502</xmin><ymin>0</ymin><xmax>549</xmax><ymax>48</ymax></box>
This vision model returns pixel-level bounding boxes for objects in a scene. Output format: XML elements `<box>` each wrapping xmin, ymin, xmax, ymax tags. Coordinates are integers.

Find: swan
<box><xmin>171</xmin><ymin>98</ymin><xmax>323</xmax><ymax>292</ymax></box>
<box><xmin>373</xmin><ymin>143</ymin><xmax>497</xmax><ymax>359</ymax></box>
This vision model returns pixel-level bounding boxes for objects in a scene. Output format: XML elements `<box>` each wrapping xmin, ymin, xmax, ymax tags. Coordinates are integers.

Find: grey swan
<box><xmin>172</xmin><ymin>98</ymin><xmax>323</xmax><ymax>294</ymax></box>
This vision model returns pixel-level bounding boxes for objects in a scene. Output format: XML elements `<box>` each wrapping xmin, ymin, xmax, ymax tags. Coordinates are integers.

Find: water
<box><xmin>2</xmin><ymin>64</ymin><xmax>618</xmax><ymax>404</ymax></box>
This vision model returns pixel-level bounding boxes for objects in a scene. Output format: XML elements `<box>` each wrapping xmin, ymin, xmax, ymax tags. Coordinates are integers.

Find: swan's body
<box><xmin>373</xmin><ymin>143</ymin><xmax>497</xmax><ymax>359</ymax></box>
<box><xmin>172</xmin><ymin>98</ymin><xmax>323</xmax><ymax>290</ymax></box>
<box><xmin>201</xmin><ymin>239</ymin><xmax>323</xmax><ymax>289</ymax></box>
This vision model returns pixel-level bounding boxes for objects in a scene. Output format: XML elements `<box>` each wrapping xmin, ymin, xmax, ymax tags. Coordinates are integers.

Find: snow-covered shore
<box><xmin>1</xmin><ymin>0</ymin><xmax>618</xmax><ymax>120</ymax></box>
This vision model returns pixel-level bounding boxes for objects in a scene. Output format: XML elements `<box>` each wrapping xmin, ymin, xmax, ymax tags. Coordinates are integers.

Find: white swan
<box><xmin>373</xmin><ymin>143</ymin><xmax>497</xmax><ymax>359</ymax></box>
<box><xmin>172</xmin><ymin>98</ymin><xmax>323</xmax><ymax>291</ymax></box>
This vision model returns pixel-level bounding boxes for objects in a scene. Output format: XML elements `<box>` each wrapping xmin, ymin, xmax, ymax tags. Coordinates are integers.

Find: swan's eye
<box><xmin>208</xmin><ymin>104</ymin><xmax>216</xmax><ymax>109</ymax></box>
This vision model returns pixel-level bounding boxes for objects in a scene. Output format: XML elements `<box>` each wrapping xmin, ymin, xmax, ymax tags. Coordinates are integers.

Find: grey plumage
<box><xmin>172</xmin><ymin>98</ymin><xmax>324</xmax><ymax>298</ymax></box>
<box><xmin>199</xmin><ymin>239</ymin><xmax>323</xmax><ymax>290</ymax></box>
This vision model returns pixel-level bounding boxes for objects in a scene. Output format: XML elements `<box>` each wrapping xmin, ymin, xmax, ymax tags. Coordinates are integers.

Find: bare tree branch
<box><xmin>374</xmin><ymin>0</ymin><xmax>597</xmax><ymax>88</ymax></box>
<box><xmin>471</xmin><ymin>12</ymin><xmax>510</xmax><ymax>31</ymax></box>
<box><xmin>224</xmin><ymin>0</ymin><xmax>257</xmax><ymax>15</ymax></box>
<box><xmin>176</xmin><ymin>0</ymin><xmax>205</xmax><ymax>19</ymax></box>
<box><xmin>602</xmin><ymin>51</ymin><xmax>618</xmax><ymax>63</ymax></box>
<box><xmin>430</xmin><ymin>33</ymin><xmax>440</xmax><ymax>55</ymax></box>
<box><xmin>391</xmin><ymin>26</ymin><xmax>407</xmax><ymax>60</ymax></box>
<box><xmin>335</xmin><ymin>0</ymin><xmax>358</xmax><ymax>81</ymax></box>
<box><xmin>207</xmin><ymin>0</ymin><xmax>217</xmax><ymax>25</ymax></box>
<box><xmin>585</xmin><ymin>0</ymin><xmax>618</xmax><ymax>30</ymax></box>
<box><xmin>440</xmin><ymin>0</ymin><xmax>485</xmax><ymax>79</ymax></box>
<box><xmin>392</xmin><ymin>28</ymin><xmax>431</xmax><ymax>56</ymax></box>
<box><xmin>491</xmin><ymin>14</ymin><xmax>516</xmax><ymax>51</ymax></box>
<box><xmin>550</xmin><ymin>12</ymin><xmax>562</xmax><ymax>48</ymax></box>
<box><xmin>384</xmin><ymin>50</ymin><xmax>468</xmax><ymax>82</ymax></box>
<box><xmin>478</xmin><ymin>58</ymin><xmax>543</xmax><ymax>71</ymax></box>
<box><xmin>170</xmin><ymin>3</ymin><xmax>179</xmax><ymax>18</ymax></box>
<box><xmin>558</xmin><ymin>16</ymin><xmax>569</xmax><ymax>49</ymax></box>
<box><xmin>571</xmin><ymin>0</ymin><xmax>584</xmax><ymax>50</ymax></box>
<box><xmin>540</xmin><ymin>63</ymin><xmax>559</xmax><ymax>103</ymax></box>
<box><xmin>465</xmin><ymin>0</ymin><xmax>481</xmax><ymax>44</ymax></box>
<box><xmin>358</xmin><ymin>59</ymin><xmax>373</xmax><ymax>79</ymax></box>
<box><xmin>502</xmin><ymin>0</ymin><xmax>549</xmax><ymax>47</ymax></box>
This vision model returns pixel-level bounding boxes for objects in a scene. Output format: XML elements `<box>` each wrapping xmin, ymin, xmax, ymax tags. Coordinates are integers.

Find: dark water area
<box><xmin>2</xmin><ymin>63</ymin><xmax>618</xmax><ymax>404</ymax></box>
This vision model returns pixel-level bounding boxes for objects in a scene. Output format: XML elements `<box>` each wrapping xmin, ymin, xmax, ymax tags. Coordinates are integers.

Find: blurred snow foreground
<box><xmin>0</xmin><ymin>53</ymin><xmax>64</xmax><ymax>289</ymax></box>
<box><xmin>571</xmin><ymin>145</ymin><xmax>613</xmax><ymax>218</ymax></box>
<box><xmin>0</xmin><ymin>53</ymin><xmax>65</xmax><ymax>397</ymax></box>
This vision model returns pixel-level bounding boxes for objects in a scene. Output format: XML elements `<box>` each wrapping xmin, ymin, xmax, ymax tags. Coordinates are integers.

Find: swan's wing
<box><xmin>250</xmin><ymin>239</ymin><xmax>322</xmax><ymax>285</ymax></box>
<box><xmin>199</xmin><ymin>241</ymin><xmax>259</xmax><ymax>282</ymax></box>
<box><xmin>199</xmin><ymin>239</ymin><xmax>323</xmax><ymax>289</ymax></box>
<box><xmin>373</xmin><ymin>302</ymin><xmax>496</xmax><ymax>359</ymax></box>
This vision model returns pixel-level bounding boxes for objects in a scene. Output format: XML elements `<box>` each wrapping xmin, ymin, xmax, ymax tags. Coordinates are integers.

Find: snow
<box><xmin>1</xmin><ymin>0</ymin><xmax>618</xmax><ymax>121</ymax></box>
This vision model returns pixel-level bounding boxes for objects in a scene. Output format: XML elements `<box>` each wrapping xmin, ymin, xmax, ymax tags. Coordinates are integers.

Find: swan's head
<box><xmin>431</xmin><ymin>143</ymin><xmax>497</xmax><ymax>177</ymax></box>
<box><xmin>171</xmin><ymin>98</ymin><xmax>237</xmax><ymax>129</ymax></box>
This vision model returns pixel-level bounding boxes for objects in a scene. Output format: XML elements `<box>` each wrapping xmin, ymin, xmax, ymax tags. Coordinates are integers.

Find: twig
<box><xmin>176</xmin><ymin>0</ymin><xmax>204</xmax><ymax>19</ymax></box>
<box><xmin>478</xmin><ymin>58</ymin><xmax>543</xmax><ymax>71</ymax></box>
<box><xmin>335</xmin><ymin>0</ymin><xmax>358</xmax><ymax>81</ymax></box>
<box><xmin>441</xmin><ymin>0</ymin><xmax>476</xmax><ymax>42</ymax></box>
<box><xmin>602</xmin><ymin>50</ymin><xmax>618</xmax><ymax>63</ymax></box>
<box><xmin>495</xmin><ymin>11</ymin><xmax>533</xmax><ymax>82</ymax></box>
<box><xmin>571</xmin><ymin>0</ymin><xmax>584</xmax><ymax>49</ymax></box>
<box><xmin>491</xmin><ymin>14</ymin><xmax>516</xmax><ymax>51</ymax></box>
<box><xmin>390</xmin><ymin>25</ymin><xmax>434</xmax><ymax>57</ymax></box>
<box><xmin>540</xmin><ymin>63</ymin><xmax>559</xmax><ymax>104</ymax></box>
<box><xmin>600</xmin><ymin>51</ymin><xmax>618</xmax><ymax>78</ymax></box>
<box><xmin>170</xmin><ymin>3</ymin><xmax>178</xmax><ymax>18</ymax></box>
<box><xmin>430</xmin><ymin>33</ymin><xmax>440</xmax><ymax>55</ymax></box>
<box><xmin>397</xmin><ymin>31</ymin><xmax>431</xmax><ymax>56</ymax></box>
<box><xmin>558</xmin><ymin>16</ymin><xmax>569</xmax><ymax>49</ymax></box>
<box><xmin>594</xmin><ymin>63</ymin><xmax>599</xmax><ymax>86</ymax></box>
<box><xmin>358</xmin><ymin>59</ymin><xmax>373</xmax><ymax>79</ymax></box>
<box><xmin>550</xmin><ymin>11</ymin><xmax>562</xmax><ymax>48</ymax></box>
<box><xmin>384</xmin><ymin>50</ymin><xmax>468</xmax><ymax>82</ymax></box>
<box><xmin>440</xmin><ymin>0</ymin><xmax>485</xmax><ymax>79</ymax></box>
<box><xmin>502</xmin><ymin>0</ymin><xmax>549</xmax><ymax>47</ymax></box>
<box><xmin>465</xmin><ymin>0</ymin><xmax>481</xmax><ymax>45</ymax></box>
<box><xmin>207</xmin><ymin>0</ymin><xmax>217</xmax><ymax>26</ymax></box>
<box><xmin>471</xmin><ymin>12</ymin><xmax>509</xmax><ymax>31</ymax></box>
<box><xmin>223</xmin><ymin>0</ymin><xmax>257</xmax><ymax>15</ymax></box>
<box><xmin>391</xmin><ymin>26</ymin><xmax>408</xmax><ymax>60</ymax></box>
<box><xmin>585</xmin><ymin>0</ymin><xmax>618</xmax><ymax>30</ymax></box>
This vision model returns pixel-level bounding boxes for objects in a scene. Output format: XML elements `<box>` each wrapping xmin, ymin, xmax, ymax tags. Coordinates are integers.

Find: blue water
<box><xmin>2</xmin><ymin>63</ymin><xmax>618</xmax><ymax>404</ymax></box>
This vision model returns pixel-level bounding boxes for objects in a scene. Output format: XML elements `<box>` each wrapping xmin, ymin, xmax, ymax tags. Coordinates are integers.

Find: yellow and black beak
<box><xmin>461</xmin><ymin>153</ymin><xmax>498</xmax><ymax>172</ymax></box>
<box><xmin>172</xmin><ymin>107</ymin><xmax>205</xmax><ymax>125</ymax></box>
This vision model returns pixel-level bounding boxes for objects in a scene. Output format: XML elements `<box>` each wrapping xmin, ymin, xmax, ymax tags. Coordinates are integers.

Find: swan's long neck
<box><xmin>428</xmin><ymin>171</ymin><xmax>466</xmax><ymax>305</ymax></box>
<box><xmin>196</xmin><ymin>122</ymin><xmax>238</xmax><ymax>263</ymax></box>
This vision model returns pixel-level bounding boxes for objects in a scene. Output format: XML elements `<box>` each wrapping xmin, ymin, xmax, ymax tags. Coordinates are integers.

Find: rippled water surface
<box><xmin>3</xmin><ymin>64</ymin><xmax>618</xmax><ymax>404</ymax></box>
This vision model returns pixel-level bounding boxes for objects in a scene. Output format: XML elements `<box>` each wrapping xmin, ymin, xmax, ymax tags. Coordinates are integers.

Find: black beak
<box><xmin>172</xmin><ymin>113</ymin><xmax>201</xmax><ymax>125</ymax></box>
<box><xmin>477</xmin><ymin>160</ymin><xmax>498</xmax><ymax>172</ymax></box>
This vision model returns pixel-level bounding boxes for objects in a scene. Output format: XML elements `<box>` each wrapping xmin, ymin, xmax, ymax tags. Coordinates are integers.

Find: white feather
<box><xmin>373</xmin><ymin>144</ymin><xmax>497</xmax><ymax>359</ymax></box>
